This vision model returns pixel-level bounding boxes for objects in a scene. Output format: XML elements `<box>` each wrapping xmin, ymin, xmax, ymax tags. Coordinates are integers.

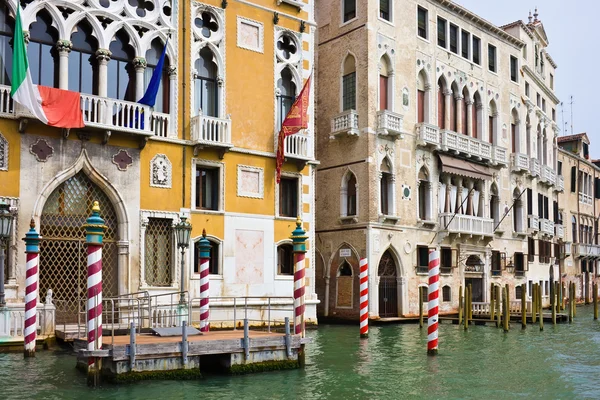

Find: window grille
<box><xmin>144</xmin><ymin>218</ymin><xmax>173</xmax><ymax>287</ymax></box>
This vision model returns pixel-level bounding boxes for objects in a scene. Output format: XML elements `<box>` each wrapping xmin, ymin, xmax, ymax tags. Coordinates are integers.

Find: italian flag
<box><xmin>11</xmin><ymin>6</ymin><xmax>84</xmax><ymax>128</ymax></box>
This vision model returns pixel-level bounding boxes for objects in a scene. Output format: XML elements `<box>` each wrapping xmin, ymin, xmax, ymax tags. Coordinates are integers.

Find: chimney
<box><xmin>533</xmin><ymin>7</ymin><xmax>539</xmax><ymax>23</ymax></box>
<box><xmin>528</xmin><ymin>10</ymin><xmax>532</xmax><ymax>24</ymax></box>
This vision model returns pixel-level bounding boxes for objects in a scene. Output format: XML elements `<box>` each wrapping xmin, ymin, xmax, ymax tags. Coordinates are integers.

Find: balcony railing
<box><xmin>574</xmin><ymin>243</ymin><xmax>600</xmax><ymax>259</ymax></box>
<box><xmin>579</xmin><ymin>192</ymin><xmax>593</xmax><ymax>206</ymax></box>
<box><xmin>555</xmin><ymin>175</ymin><xmax>564</xmax><ymax>192</ymax></box>
<box><xmin>529</xmin><ymin>158</ymin><xmax>540</xmax><ymax>177</ymax></box>
<box><xmin>190</xmin><ymin>113</ymin><xmax>232</xmax><ymax>148</ymax></box>
<box><xmin>376</xmin><ymin>110</ymin><xmax>403</xmax><ymax>137</ymax></box>
<box><xmin>540</xmin><ymin>165</ymin><xmax>556</xmax><ymax>186</ymax></box>
<box><xmin>528</xmin><ymin>214</ymin><xmax>539</xmax><ymax>232</ymax></box>
<box><xmin>283</xmin><ymin>131</ymin><xmax>312</xmax><ymax>160</ymax></box>
<box><xmin>150</xmin><ymin>112</ymin><xmax>171</xmax><ymax>138</ymax></box>
<box><xmin>439</xmin><ymin>213</ymin><xmax>494</xmax><ymax>237</ymax></box>
<box><xmin>555</xmin><ymin>224</ymin><xmax>564</xmax><ymax>240</ymax></box>
<box><xmin>330</xmin><ymin>110</ymin><xmax>359</xmax><ymax>138</ymax></box>
<box><xmin>539</xmin><ymin>218</ymin><xmax>555</xmax><ymax>237</ymax></box>
<box><xmin>417</xmin><ymin>123</ymin><xmax>440</xmax><ymax>147</ymax></box>
<box><xmin>0</xmin><ymin>85</ymin><xmax>13</xmax><ymax>117</ymax></box>
<box><xmin>440</xmin><ymin>130</ymin><xmax>507</xmax><ymax>166</ymax></box>
<box><xmin>493</xmin><ymin>146</ymin><xmax>508</xmax><ymax>166</ymax></box>
<box><xmin>511</xmin><ymin>153</ymin><xmax>529</xmax><ymax>173</ymax></box>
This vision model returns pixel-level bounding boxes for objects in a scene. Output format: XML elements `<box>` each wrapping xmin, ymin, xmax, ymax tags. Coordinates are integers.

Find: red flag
<box><xmin>276</xmin><ymin>75</ymin><xmax>312</xmax><ymax>183</ymax></box>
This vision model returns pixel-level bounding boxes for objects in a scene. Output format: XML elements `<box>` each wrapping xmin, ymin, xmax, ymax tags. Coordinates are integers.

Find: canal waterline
<box><xmin>3</xmin><ymin>307</ymin><xmax>600</xmax><ymax>399</ymax></box>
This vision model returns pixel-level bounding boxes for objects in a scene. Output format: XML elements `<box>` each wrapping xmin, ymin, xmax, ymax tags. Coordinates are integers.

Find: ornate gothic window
<box><xmin>144</xmin><ymin>218</ymin><xmax>174</xmax><ymax>287</ymax></box>
<box><xmin>0</xmin><ymin>4</ymin><xmax>13</xmax><ymax>86</ymax></box>
<box><xmin>108</xmin><ymin>30</ymin><xmax>135</xmax><ymax>101</ymax></box>
<box><xmin>28</xmin><ymin>10</ymin><xmax>59</xmax><ymax>88</ymax></box>
<box><xmin>342</xmin><ymin>54</ymin><xmax>356</xmax><ymax>111</ymax></box>
<box><xmin>277</xmin><ymin>67</ymin><xmax>296</xmax><ymax>129</ymax></box>
<box><xmin>194</xmin><ymin>47</ymin><xmax>218</xmax><ymax>117</ymax></box>
<box><xmin>145</xmin><ymin>39</ymin><xmax>170</xmax><ymax>113</ymax></box>
<box><xmin>69</xmin><ymin>20</ymin><xmax>98</xmax><ymax>95</ymax></box>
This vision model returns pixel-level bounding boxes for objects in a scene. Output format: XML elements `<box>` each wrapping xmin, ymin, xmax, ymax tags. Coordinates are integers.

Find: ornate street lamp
<box><xmin>0</xmin><ymin>201</ymin><xmax>14</xmax><ymax>307</ymax></box>
<box><xmin>174</xmin><ymin>216</ymin><xmax>192</xmax><ymax>305</ymax></box>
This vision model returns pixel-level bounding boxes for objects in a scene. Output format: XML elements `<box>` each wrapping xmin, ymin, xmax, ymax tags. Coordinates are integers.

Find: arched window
<box><xmin>510</xmin><ymin>108</ymin><xmax>519</xmax><ymax>153</ymax></box>
<box><xmin>488</xmin><ymin>99</ymin><xmax>498</xmax><ymax>145</ymax></box>
<box><xmin>437</xmin><ymin>77</ymin><xmax>446</xmax><ymax>128</ymax></box>
<box><xmin>69</xmin><ymin>20</ymin><xmax>98</xmax><ymax>95</ymax></box>
<box><xmin>336</xmin><ymin>260</ymin><xmax>353</xmax><ymax>308</ymax></box>
<box><xmin>417</xmin><ymin>69</ymin><xmax>429</xmax><ymax>123</ymax></box>
<box><xmin>472</xmin><ymin>91</ymin><xmax>482</xmax><ymax>139</ymax></box>
<box><xmin>194</xmin><ymin>47</ymin><xmax>218</xmax><ymax>117</ymax></box>
<box><xmin>542</xmin><ymin>128</ymin><xmax>548</xmax><ymax>166</ymax></box>
<box><xmin>193</xmin><ymin>238</ymin><xmax>220</xmax><ymax>275</ymax></box>
<box><xmin>28</xmin><ymin>10</ymin><xmax>59</xmax><ymax>88</ymax></box>
<box><xmin>515</xmin><ymin>285</ymin><xmax>522</xmax><ymax>299</ymax></box>
<box><xmin>108</xmin><ymin>30</ymin><xmax>135</xmax><ymax>101</ymax></box>
<box><xmin>536</xmin><ymin>124</ymin><xmax>542</xmax><ymax>161</ymax></box>
<box><xmin>450</xmin><ymin>82</ymin><xmax>458</xmax><ymax>132</ymax></box>
<box><xmin>341</xmin><ymin>172</ymin><xmax>357</xmax><ymax>217</ymax></box>
<box><xmin>442</xmin><ymin>285</ymin><xmax>451</xmax><ymax>302</ymax></box>
<box><xmin>342</xmin><ymin>54</ymin><xmax>356</xmax><ymax>111</ymax></box>
<box><xmin>380</xmin><ymin>158</ymin><xmax>393</xmax><ymax>215</ymax></box>
<box><xmin>490</xmin><ymin>183</ymin><xmax>500</xmax><ymax>226</ymax></box>
<box><xmin>0</xmin><ymin>4</ymin><xmax>14</xmax><ymax>86</ymax></box>
<box><xmin>460</xmin><ymin>87</ymin><xmax>468</xmax><ymax>135</ymax></box>
<box><xmin>513</xmin><ymin>188</ymin><xmax>524</xmax><ymax>233</ymax></box>
<box><xmin>145</xmin><ymin>39</ymin><xmax>170</xmax><ymax>113</ymax></box>
<box><xmin>277</xmin><ymin>67</ymin><xmax>296</xmax><ymax>129</ymax></box>
<box><xmin>277</xmin><ymin>243</ymin><xmax>294</xmax><ymax>275</ymax></box>
<box><xmin>338</xmin><ymin>261</ymin><xmax>353</xmax><ymax>276</ymax></box>
<box><xmin>526</xmin><ymin>114</ymin><xmax>531</xmax><ymax>156</ymax></box>
<box><xmin>572</xmin><ymin>216</ymin><xmax>577</xmax><ymax>243</ymax></box>
<box><xmin>418</xmin><ymin>167</ymin><xmax>431</xmax><ymax>221</ymax></box>
<box><xmin>379</xmin><ymin>56</ymin><xmax>392</xmax><ymax>111</ymax></box>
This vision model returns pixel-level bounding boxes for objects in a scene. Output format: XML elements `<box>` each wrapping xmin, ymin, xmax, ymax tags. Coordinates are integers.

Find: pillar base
<box><xmin>24</xmin><ymin>349</ymin><xmax>35</xmax><ymax>358</ymax></box>
<box><xmin>360</xmin><ymin>333</ymin><xmax>369</xmax><ymax>339</ymax></box>
<box><xmin>427</xmin><ymin>348</ymin><xmax>438</xmax><ymax>356</ymax></box>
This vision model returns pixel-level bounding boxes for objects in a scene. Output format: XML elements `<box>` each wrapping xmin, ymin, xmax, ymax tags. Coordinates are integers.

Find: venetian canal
<box><xmin>3</xmin><ymin>307</ymin><xmax>600</xmax><ymax>399</ymax></box>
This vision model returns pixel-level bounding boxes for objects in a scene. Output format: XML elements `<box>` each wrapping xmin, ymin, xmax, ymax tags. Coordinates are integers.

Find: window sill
<box><xmin>378</xmin><ymin>17</ymin><xmax>394</xmax><ymax>27</ymax></box>
<box><xmin>417</xmin><ymin>36</ymin><xmax>430</xmax><ymax>45</ymax></box>
<box><xmin>139</xmin><ymin>285</ymin><xmax>177</xmax><ymax>291</ymax></box>
<box><xmin>488</xmin><ymin>69</ymin><xmax>498</xmax><ymax>76</ymax></box>
<box><xmin>191</xmin><ymin>274</ymin><xmax>223</xmax><ymax>281</ymax></box>
<box><xmin>418</xmin><ymin>219</ymin><xmax>437</xmax><ymax>229</ymax></box>
<box><xmin>275</xmin><ymin>275</ymin><xmax>295</xmax><ymax>281</ymax></box>
<box><xmin>379</xmin><ymin>214</ymin><xmax>399</xmax><ymax>224</ymax></box>
<box><xmin>191</xmin><ymin>209</ymin><xmax>225</xmax><ymax>215</ymax></box>
<box><xmin>276</xmin><ymin>216</ymin><xmax>297</xmax><ymax>222</ymax></box>
<box><xmin>339</xmin><ymin>216</ymin><xmax>358</xmax><ymax>224</ymax></box>
<box><xmin>340</xmin><ymin>16</ymin><xmax>358</xmax><ymax>28</ymax></box>
<box><xmin>513</xmin><ymin>231</ymin><xmax>527</xmax><ymax>238</ymax></box>
<box><xmin>276</xmin><ymin>0</ymin><xmax>304</xmax><ymax>10</ymax></box>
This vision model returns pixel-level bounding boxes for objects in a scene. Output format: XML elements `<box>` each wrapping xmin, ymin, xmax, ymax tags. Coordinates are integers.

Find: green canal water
<box><xmin>3</xmin><ymin>307</ymin><xmax>600</xmax><ymax>399</ymax></box>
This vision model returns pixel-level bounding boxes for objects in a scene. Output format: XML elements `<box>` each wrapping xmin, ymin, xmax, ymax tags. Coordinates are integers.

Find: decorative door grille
<box><xmin>378</xmin><ymin>250</ymin><xmax>398</xmax><ymax>318</ymax></box>
<box><xmin>39</xmin><ymin>172</ymin><xmax>119</xmax><ymax>322</ymax></box>
<box><xmin>144</xmin><ymin>217</ymin><xmax>173</xmax><ymax>287</ymax></box>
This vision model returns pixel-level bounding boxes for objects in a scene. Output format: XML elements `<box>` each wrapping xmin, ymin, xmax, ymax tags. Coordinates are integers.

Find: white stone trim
<box><xmin>191</xmin><ymin>158</ymin><xmax>225</xmax><ymax>212</ymax></box>
<box><xmin>150</xmin><ymin>154</ymin><xmax>172</xmax><ymax>188</ymax></box>
<box><xmin>237</xmin><ymin>16</ymin><xmax>264</xmax><ymax>54</ymax></box>
<box><xmin>274</xmin><ymin>239</ymin><xmax>295</xmax><ymax>280</ymax></box>
<box><xmin>0</xmin><ymin>132</ymin><xmax>7</xmax><ymax>171</ymax></box>
<box><xmin>139</xmin><ymin>210</ymin><xmax>180</xmax><ymax>290</ymax></box>
<box><xmin>237</xmin><ymin>165</ymin><xmax>264</xmax><ymax>199</ymax></box>
<box><xmin>190</xmin><ymin>234</ymin><xmax>224</xmax><ymax>278</ymax></box>
<box><xmin>275</xmin><ymin>170</ymin><xmax>303</xmax><ymax>219</ymax></box>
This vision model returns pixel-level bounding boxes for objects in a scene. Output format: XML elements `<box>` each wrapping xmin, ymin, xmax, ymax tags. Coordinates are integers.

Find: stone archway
<box><xmin>378</xmin><ymin>250</ymin><xmax>398</xmax><ymax>318</ymax></box>
<box><xmin>39</xmin><ymin>171</ymin><xmax>119</xmax><ymax>322</ymax></box>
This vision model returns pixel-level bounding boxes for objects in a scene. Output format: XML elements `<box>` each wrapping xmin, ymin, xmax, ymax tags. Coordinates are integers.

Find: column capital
<box><xmin>133</xmin><ymin>56</ymin><xmax>147</xmax><ymax>71</ymax></box>
<box><xmin>168</xmin><ymin>66</ymin><xmax>177</xmax><ymax>77</ymax></box>
<box><xmin>443</xmin><ymin>89</ymin><xmax>453</xmax><ymax>97</ymax></box>
<box><xmin>96</xmin><ymin>49</ymin><xmax>112</xmax><ymax>64</ymax></box>
<box><xmin>424</xmin><ymin>83</ymin><xmax>432</xmax><ymax>91</ymax></box>
<box><xmin>56</xmin><ymin>39</ymin><xmax>72</xmax><ymax>54</ymax></box>
<box><xmin>454</xmin><ymin>94</ymin><xmax>464</xmax><ymax>101</ymax></box>
<box><xmin>465</xmin><ymin>99</ymin><xmax>474</xmax><ymax>106</ymax></box>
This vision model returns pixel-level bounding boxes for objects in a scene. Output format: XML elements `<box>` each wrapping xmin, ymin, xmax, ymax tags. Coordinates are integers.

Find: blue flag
<box><xmin>139</xmin><ymin>40</ymin><xmax>168</xmax><ymax>107</ymax></box>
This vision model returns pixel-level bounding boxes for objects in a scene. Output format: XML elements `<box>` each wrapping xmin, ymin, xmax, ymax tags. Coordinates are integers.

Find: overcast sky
<box><xmin>454</xmin><ymin>0</ymin><xmax>599</xmax><ymax>160</ymax></box>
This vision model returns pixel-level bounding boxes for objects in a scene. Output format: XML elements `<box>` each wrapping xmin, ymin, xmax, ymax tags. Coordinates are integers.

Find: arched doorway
<box><xmin>39</xmin><ymin>171</ymin><xmax>119</xmax><ymax>322</ymax></box>
<box><xmin>378</xmin><ymin>250</ymin><xmax>398</xmax><ymax>317</ymax></box>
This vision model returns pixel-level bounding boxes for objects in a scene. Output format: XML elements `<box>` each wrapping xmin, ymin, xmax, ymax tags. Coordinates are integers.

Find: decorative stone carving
<box><xmin>150</xmin><ymin>154</ymin><xmax>172</xmax><ymax>188</ymax></box>
<box><xmin>112</xmin><ymin>149</ymin><xmax>133</xmax><ymax>171</ymax></box>
<box><xmin>0</xmin><ymin>132</ymin><xmax>7</xmax><ymax>171</ymax></box>
<box><xmin>29</xmin><ymin>139</ymin><xmax>54</xmax><ymax>162</ymax></box>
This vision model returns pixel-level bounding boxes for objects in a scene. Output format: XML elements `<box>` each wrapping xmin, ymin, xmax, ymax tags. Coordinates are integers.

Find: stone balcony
<box><xmin>330</xmin><ymin>109</ymin><xmax>359</xmax><ymax>139</ymax></box>
<box><xmin>376</xmin><ymin>110</ymin><xmax>403</xmax><ymax>138</ymax></box>
<box><xmin>511</xmin><ymin>153</ymin><xmax>529</xmax><ymax>173</ymax></box>
<box><xmin>280</xmin><ymin>130</ymin><xmax>313</xmax><ymax>169</ymax></box>
<box><xmin>528</xmin><ymin>214</ymin><xmax>539</xmax><ymax>233</ymax></box>
<box><xmin>573</xmin><ymin>243</ymin><xmax>600</xmax><ymax>259</ymax></box>
<box><xmin>555</xmin><ymin>224</ymin><xmax>564</xmax><ymax>240</ymax></box>
<box><xmin>190</xmin><ymin>112</ymin><xmax>233</xmax><ymax>158</ymax></box>
<box><xmin>439</xmin><ymin>213</ymin><xmax>494</xmax><ymax>238</ymax></box>
<box><xmin>529</xmin><ymin>158</ymin><xmax>540</xmax><ymax>177</ymax></box>
<box><xmin>539</xmin><ymin>165</ymin><xmax>556</xmax><ymax>186</ymax></box>
<box><xmin>555</xmin><ymin>175</ymin><xmax>564</xmax><ymax>192</ymax></box>
<box><xmin>0</xmin><ymin>85</ymin><xmax>171</xmax><ymax>147</ymax></box>
<box><xmin>579</xmin><ymin>192</ymin><xmax>593</xmax><ymax>206</ymax></box>
<box><xmin>440</xmin><ymin>130</ymin><xmax>507</xmax><ymax>166</ymax></box>
<box><xmin>416</xmin><ymin>123</ymin><xmax>440</xmax><ymax>147</ymax></box>
<box><xmin>539</xmin><ymin>218</ymin><xmax>555</xmax><ymax>238</ymax></box>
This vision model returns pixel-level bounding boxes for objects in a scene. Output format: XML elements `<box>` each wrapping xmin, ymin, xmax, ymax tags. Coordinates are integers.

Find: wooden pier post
<box><xmin>291</xmin><ymin>217</ymin><xmax>307</xmax><ymax>337</ymax></box>
<box><xmin>490</xmin><ymin>284</ymin><xmax>495</xmax><ymax>321</ymax></box>
<box><xmin>496</xmin><ymin>285</ymin><xmax>501</xmax><ymax>328</ymax></box>
<box><xmin>561</xmin><ymin>282</ymin><xmax>566</xmax><ymax>311</ymax></box>
<box><xmin>573</xmin><ymin>282</ymin><xmax>577</xmax><ymax>318</ymax></box>
<box><xmin>463</xmin><ymin>285</ymin><xmax>469</xmax><ymax>331</ymax></box>
<box><xmin>594</xmin><ymin>282</ymin><xmax>598</xmax><ymax>321</ymax></box>
<box><xmin>468</xmin><ymin>284</ymin><xmax>473</xmax><ymax>322</ymax></box>
<box><xmin>521</xmin><ymin>283</ymin><xmax>526</xmax><ymax>329</ymax></box>
<box><xmin>458</xmin><ymin>286</ymin><xmax>463</xmax><ymax>326</ymax></box>
<box><xmin>503</xmin><ymin>285</ymin><xmax>509</xmax><ymax>332</ymax></box>
<box><xmin>538</xmin><ymin>282</ymin><xmax>544</xmax><ymax>331</ymax></box>
<box><xmin>552</xmin><ymin>282</ymin><xmax>557</xmax><ymax>326</ymax></box>
<box><xmin>568</xmin><ymin>282</ymin><xmax>573</xmax><ymax>323</ymax></box>
<box><xmin>419</xmin><ymin>287</ymin><xmax>424</xmax><ymax>329</ymax></box>
<box><xmin>532</xmin><ymin>284</ymin><xmax>537</xmax><ymax>324</ymax></box>
<box><xmin>23</xmin><ymin>219</ymin><xmax>40</xmax><ymax>358</ymax></box>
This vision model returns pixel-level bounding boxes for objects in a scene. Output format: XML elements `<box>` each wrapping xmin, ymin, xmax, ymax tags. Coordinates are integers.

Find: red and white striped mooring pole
<box><xmin>23</xmin><ymin>219</ymin><xmax>40</xmax><ymax>358</ymax></box>
<box><xmin>359</xmin><ymin>258</ymin><xmax>369</xmax><ymax>338</ymax></box>
<box><xmin>291</xmin><ymin>217</ymin><xmax>307</xmax><ymax>337</ymax></box>
<box><xmin>197</xmin><ymin>229</ymin><xmax>211</xmax><ymax>332</ymax></box>
<box><xmin>427</xmin><ymin>249</ymin><xmax>440</xmax><ymax>355</ymax></box>
<box><xmin>83</xmin><ymin>201</ymin><xmax>106</xmax><ymax>384</ymax></box>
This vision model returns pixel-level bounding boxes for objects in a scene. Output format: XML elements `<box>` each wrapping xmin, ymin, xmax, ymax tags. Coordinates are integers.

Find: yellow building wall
<box><xmin>0</xmin><ymin>121</ymin><xmax>20</xmax><ymax>198</ymax></box>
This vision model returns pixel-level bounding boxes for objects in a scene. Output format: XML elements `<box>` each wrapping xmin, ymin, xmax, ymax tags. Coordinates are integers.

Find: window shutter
<box><xmin>501</xmin><ymin>252</ymin><xmax>507</xmax><ymax>270</ymax></box>
<box><xmin>571</xmin><ymin>166</ymin><xmax>577</xmax><ymax>192</ymax></box>
<box><xmin>595</xmin><ymin>177</ymin><xmax>600</xmax><ymax>199</ymax></box>
<box><xmin>451</xmin><ymin>249</ymin><xmax>458</xmax><ymax>268</ymax></box>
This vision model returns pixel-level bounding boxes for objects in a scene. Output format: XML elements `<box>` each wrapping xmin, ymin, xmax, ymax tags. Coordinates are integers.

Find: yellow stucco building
<box><xmin>0</xmin><ymin>0</ymin><xmax>317</xmax><ymax>327</ymax></box>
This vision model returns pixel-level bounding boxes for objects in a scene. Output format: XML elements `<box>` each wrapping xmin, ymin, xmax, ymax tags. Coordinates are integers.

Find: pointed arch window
<box><xmin>380</xmin><ymin>159</ymin><xmax>393</xmax><ymax>216</ymax></box>
<box><xmin>460</xmin><ymin>87</ymin><xmax>468</xmax><ymax>135</ymax></box>
<box><xmin>437</xmin><ymin>78</ymin><xmax>446</xmax><ymax>128</ymax></box>
<box><xmin>379</xmin><ymin>57</ymin><xmax>392</xmax><ymax>111</ymax></box>
<box><xmin>277</xmin><ymin>243</ymin><xmax>294</xmax><ymax>275</ymax></box>
<box><xmin>510</xmin><ymin>109</ymin><xmax>519</xmax><ymax>153</ymax></box>
<box><xmin>193</xmin><ymin>238</ymin><xmax>220</xmax><ymax>275</ymax></box>
<box><xmin>69</xmin><ymin>20</ymin><xmax>98</xmax><ymax>95</ymax></box>
<box><xmin>490</xmin><ymin>184</ymin><xmax>500</xmax><ymax>227</ymax></box>
<box><xmin>513</xmin><ymin>188</ymin><xmax>524</xmax><ymax>233</ymax></box>
<box><xmin>277</xmin><ymin>67</ymin><xmax>296</xmax><ymax>129</ymax></box>
<box><xmin>194</xmin><ymin>47</ymin><xmax>218</xmax><ymax>117</ymax></box>
<box><xmin>28</xmin><ymin>11</ymin><xmax>59</xmax><ymax>88</ymax></box>
<box><xmin>572</xmin><ymin>216</ymin><xmax>577</xmax><ymax>243</ymax></box>
<box><xmin>341</xmin><ymin>172</ymin><xmax>357</xmax><ymax>217</ymax></box>
<box><xmin>417</xmin><ymin>70</ymin><xmax>428</xmax><ymax>123</ymax></box>
<box><xmin>488</xmin><ymin>100</ymin><xmax>498</xmax><ymax>145</ymax></box>
<box><xmin>0</xmin><ymin>4</ymin><xmax>14</xmax><ymax>86</ymax></box>
<box><xmin>418</xmin><ymin>167</ymin><xmax>431</xmax><ymax>221</ymax></box>
<box><xmin>342</xmin><ymin>55</ymin><xmax>356</xmax><ymax>111</ymax></box>
<box><xmin>145</xmin><ymin>39</ymin><xmax>170</xmax><ymax>113</ymax></box>
<box><xmin>472</xmin><ymin>92</ymin><xmax>482</xmax><ymax>139</ymax></box>
<box><xmin>108</xmin><ymin>30</ymin><xmax>135</xmax><ymax>101</ymax></box>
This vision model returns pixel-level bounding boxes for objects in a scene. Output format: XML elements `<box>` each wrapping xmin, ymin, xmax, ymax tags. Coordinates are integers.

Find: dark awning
<box><xmin>438</xmin><ymin>154</ymin><xmax>493</xmax><ymax>181</ymax></box>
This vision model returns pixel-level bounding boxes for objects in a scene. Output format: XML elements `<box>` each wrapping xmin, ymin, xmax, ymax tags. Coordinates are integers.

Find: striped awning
<box><xmin>438</xmin><ymin>154</ymin><xmax>493</xmax><ymax>181</ymax></box>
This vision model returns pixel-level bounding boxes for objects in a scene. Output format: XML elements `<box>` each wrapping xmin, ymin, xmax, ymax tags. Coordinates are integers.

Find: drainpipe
<box><xmin>181</xmin><ymin>0</ymin><xmax>187</xmax><ymax>208</ymax></box>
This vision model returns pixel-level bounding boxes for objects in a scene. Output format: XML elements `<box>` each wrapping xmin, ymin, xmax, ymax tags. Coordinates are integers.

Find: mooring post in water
<box><xmin>198</xmin><ymin>231</ymin><xmax>212</xmax><ymax>332</ymax></box>
<box><xmin>291</xmin><ymin>217</ymin><xmax>307</xmax><ymax>337</ymax></box>
<box><xmin>468</xmin><ymin>284</ymin><xmax>473</xmax><ymax>322</ymax></box>
<box><xmin>83</xmin><ymin>201</ymin><xmax>106</xmax><ymax>387</ymax></box>
<box><xmin>458</xmin><ymin>285</ymin><xmax>463</xmax><ymax>326</ymax></box>
<box><xmin>23</xmin><ymin>219</ymin><xmax>40</xmax><ymax>358</ymax></box>
<box><xmin>594</xmin><ymin>282</ymin><xmax>598</xmax><ymax>321</ymax></box>
<box><xmin>569</xmin><ymin>282</ymin><xmax>574</xmax><ymax>323</ymax></box>
<box><xmin>359</xmin><ymin>258</ymin><xmax>369</xmax><ymax>338</ymax></box>
<box><xmin>129</xmin><ymin>321</ymin><xmax>136</xmax><ymax>371</ymax></box>
<box><xmin>496</xmin><ymin>285</ymin><xmax>501</xmax><ymax>329</ymax></box>
<box><xmin>419</xmin><ymin>286</ymin><xmax>424</xmax><ymax>329</ymax></box>
<box><xmin>427</xmin><ymin>249</ymin><xmax>440</xmax><ymax>356</ymax></box>
<box><xmin>182</xmin><ymin>320</ymin><xmax>188</xmax><ymax>367</ymax></box>
<box><xmin>521</xmin><ymin>283</ymin><xmax>526</xmax><ymax>329</ymax></box>
<box><xmin>538</xmin><ymin>283</ymin><xmax>544</xmax><ymax>331</ymax></box>
<box><xmin>503</xmin><ymin>285</ymin><xmax>509</xmax><ymax>332</ymax></box>
<box><xmin>464</xmin><ymin>285</ymin><xmax>469</xmax><ymax>331</ymax></box>
<box><xmin>284</xmin><ymin>317</ymin><xmax>291</xmax><ymax>358</ymax></box>
<box><xmin>243</xmin><ymin>318</ymin><xmax>250</xmax><ymax>360</ymax></box>
<box><xmin>552</xmin><ymin>282</ymin><xmax>557</xmax><ymax>326</ymax></box>
<box><xmin>573</xmin><ymin>282</ymin><xmax>577</xmax><ymax>318</ymax></box>
<box><xmin>490</xmin><ymin>284</ymin><xmax>495</xmax><ymax>321</ymax></box>
<box><xmin>532</xmin><ymin>284</ymin><xmax>537</xmax><ymax>324</ymax></box>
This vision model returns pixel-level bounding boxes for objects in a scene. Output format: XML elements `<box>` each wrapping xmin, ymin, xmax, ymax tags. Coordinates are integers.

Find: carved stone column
<box><xmin>455</xmin><ymin>95</ymin><xmax>464</xmax><ymax>134</ymax></box>
<box><xmin>168</xmin><ymin>67</ymin><xmax>177</xmax><ymax>137</ymax></box>
<box><xmin>444</xmin><ymin>175</ymin><xmax>452</xmax><ymax>213</ymax></box>
<box><xmin>456</xmin><ymin>177</ymin><xmax>464</xmax><ymax>214</ymax></box>
<box><xmin>466</xmin><ymin>99</ymin><xmax>474</xmax><ymax>137</ymax></box>
<box><xmin>56</xmin><ymin>40</ymin><xmax>72</xmax><ymax>90</ymax></box>
<box><xmin>444</xmin><ymin>89</ymin><xmax>453</xmax><ymax>130</ymax></box>
<box><xmin>96</xmin><ymin>49</ymin><xmax>111</xmax><ymax>98</ymax></box>
<box><xmin>133</xmin><ymin>57</ymin><xmax>147</xmax><ymax>102</ymax></box>
<box><xmin>466</xmin><ymin>180</ymin><xmax>475</xmax><ymax>216</ymax></box>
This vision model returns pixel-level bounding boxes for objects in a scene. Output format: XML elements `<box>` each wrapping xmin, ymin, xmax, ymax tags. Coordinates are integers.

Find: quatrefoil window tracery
<box><xmin>128</xmin><ymin>0</ymin><xmax>155</xmax><ymax>17</ymax></box>
<box><xmin>277</xmin><ymin>34</ymin><xmax>297</xmax><ymax>60</ymax></box>
<box><xmin>195</xmin><ymin>11</ymin><xmax>219</xmax><ymax>39</ymax></box>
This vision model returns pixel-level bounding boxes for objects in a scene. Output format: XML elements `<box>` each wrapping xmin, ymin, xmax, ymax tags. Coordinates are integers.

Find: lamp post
<box><xmin>174</xmin><ymin>216</ymin><xmax>192</xmax><ymax>305</ymax></box>
<box><xmin>0</xmin><ymin>201</ymin><xmax>14</xmax><ymax>307</ymax></box>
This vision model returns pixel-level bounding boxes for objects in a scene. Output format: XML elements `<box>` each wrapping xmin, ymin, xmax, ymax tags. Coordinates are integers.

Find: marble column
<box><xmin>466</xmin><ymin>180</ymin><xmax>475</xmax><ymax>216</ymax></box>
<box><xmin>444</xmin><ymin>175</ymin><xmax>452</xmax><ymax>213</ymax></box>
<box><xmin>133</xmin><ymin>57</ymin><xmax>147</xmax><ymax>102</ymax></box>
<box><xmin>455</xmin><ymin>95</ymin><xmax>463</xmax><ymax>134</ymax></box>
<box><xmin>56</xmin><ymin>40</ymin><xmax>72</xmax><ymax>90</ymax></box>
<box><xmin>444</xmin><ymin>89</ymin><xmax>453</xmax><ymax>130</ymax></box>
<box><xmin>96</xmin><ymin>49</ymin><xmax>111</xmax><ymax>98</ymax></box>
<box><xmin>168</xmin><ymin>67</ymin><xmax>177</xmax><ymax>137</ymax></box>
<box><xmin>456</xmin><ymin>178</ymin><xmax>464</xmax><ymax>214</ymax></box>
<box><xmin>466</xmin><ymin>99</ymin><xmax>474</xmax><ymax>137</ymax></box>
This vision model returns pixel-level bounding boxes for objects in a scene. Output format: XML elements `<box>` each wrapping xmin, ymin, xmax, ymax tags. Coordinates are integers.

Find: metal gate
<box><xmin>378</xmin><ymin>250</ymin><xmax>398</xmax><ymax>318</ymax></box>
<box><xmin>39</xmin><ymin>172</ymin><xmax>119</xmax><ymax>322</ymax></box>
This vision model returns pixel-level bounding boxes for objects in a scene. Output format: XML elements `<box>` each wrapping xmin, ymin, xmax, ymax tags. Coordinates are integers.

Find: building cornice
<box><xmin>522</xmin><ymin>65</ymin><xmax>560</xmax><ymax>104</ymax></box>
<box><xmin>541</xmin><ymin>49</ymin><xmax>558</xmax><ymax>69</ymax></box>
<box><xmin>557</xmin><ymin>147</ymin><xmax>600</xmax><ymax>173</ymax></box>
